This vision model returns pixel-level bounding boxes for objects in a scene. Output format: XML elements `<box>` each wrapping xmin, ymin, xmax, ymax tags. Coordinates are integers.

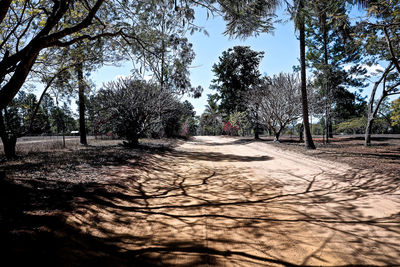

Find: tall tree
<box><xmin>355</xmin><ymin>0</ymin><xmax>400</xmax><ymax>145</ymax></box>
<box><xmin>210</xmin><ymin>46</ymin><xmax>264</xmax><ymax>117</ymax></box>
<box><xmin>219</xmin><ymin>0</ymin><xmax>316</xmax><ymax>148</ymax></box>
<box><xmin>126</xmin><ymin>0</ymin><xmax>204</xmax><ymax>97</ymax></box>
<box><xmin>305</xmin><ymin>0</ymin><xmax>364</xmax><ymax>142</ymax></box>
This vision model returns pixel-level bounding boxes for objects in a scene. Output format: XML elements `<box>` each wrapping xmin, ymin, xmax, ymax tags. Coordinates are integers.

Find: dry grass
<box><xmin>0</xmin><ymin>137</ymin><xmax>180</xmax><ymax>183</ymax></box>
<box><xmin>270</xmin><ymin>135</ymin><xmax>400</xmax><ymax>178</ymax></box>
<box><xmin>1</xmin><ymin>135</ymin><xmax>399</xmax><ymax>266</ymax></box>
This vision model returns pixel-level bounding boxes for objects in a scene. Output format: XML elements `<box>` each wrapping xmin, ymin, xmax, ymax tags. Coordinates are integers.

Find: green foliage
<box><xmin>50</xmin><ymin>103</ymin><xmax>78</xmax><ymax>134</ymax></box>
<box><xmin>199</xmin><ymin>94</ymin><xmax>223</xmax><ymax>136</ymax></box>
<box><xmin>355</xmin><ymin>0</ymin><xmax>400</xmax><ymax>66</ymax></box>
<box><xmin>336</xmin><ymin>117</ymin><xmax>367</xmax><ymax>134</ymax></box>
<box><xmin>1</xmin><ymin>91</ymin><xmax>53</xmax><ymax>136</ymax></box>
<box><xmin>93</xmin><ymin>78</ymin><xmax>177</xmax><ymax>146</ymax></box>
<box><xmin>217</xmin><ymin>0</ymin><xmax>278</xmax><ymax>38</ymax></box>
<box><xmin>336</xmin><ymin>116</ymin><xmax>392</xmax><ymax>134</ymax></box>
<box><xmin>211</xmin><ymin>46</ymin><xmax>264</xmax><ymax>117</ymax></box>
<box><xmin>163</xmin><ymin>100</ymin><xmax>197</xmax><ymax>138</ymax></box>
<box><xmin>228</xmin><ymin>111</ymin><xmax>252</xmax><ymax>136</ymax></box>
<box><xmin>390</xmin><ymin>98</ymin><xmax>400</xmax><ymax>126</ymax></box>
<box><xmin>332</xmin><ymin>88</ymin><xmax>367</xmax><ymax>124</ymax></box>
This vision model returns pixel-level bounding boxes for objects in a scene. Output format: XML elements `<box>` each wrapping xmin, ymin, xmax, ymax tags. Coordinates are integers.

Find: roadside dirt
<box><xmin>1</xmin><ymin>136</ymin><xmax>399</xmax><ymax>266</ymax></box>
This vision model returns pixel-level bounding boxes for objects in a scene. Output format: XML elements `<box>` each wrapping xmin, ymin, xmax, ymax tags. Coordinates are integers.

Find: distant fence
<box><xmin>0</xmin><ymin>135</ymin><xmax>115</xmax><ymax>145</ymax></box>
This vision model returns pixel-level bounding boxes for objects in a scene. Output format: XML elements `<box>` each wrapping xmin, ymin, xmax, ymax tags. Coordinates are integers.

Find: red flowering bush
<box><xmin>223</xmin><ymin>121</ymin><xmax>239</xmax><ymax>136</ymax></box>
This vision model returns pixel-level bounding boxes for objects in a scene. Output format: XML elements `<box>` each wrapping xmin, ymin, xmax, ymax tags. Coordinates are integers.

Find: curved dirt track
<box><xmin>68</xmin><ymin>136</ymin><xmax>400</xmax><ymax>266</ymax></box>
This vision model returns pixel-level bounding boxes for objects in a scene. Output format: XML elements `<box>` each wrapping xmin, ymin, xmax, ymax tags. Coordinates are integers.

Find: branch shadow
<box><xmin>1</xmin><ymin>144</ymin><xmax>400</xmax><ymax>266</ymax></box>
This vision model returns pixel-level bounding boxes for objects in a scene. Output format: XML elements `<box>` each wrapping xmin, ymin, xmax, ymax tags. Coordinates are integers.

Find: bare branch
<box><xmin>383</xmin><ymin>26</ymin><xmax>400</xmax><ymax>75</ymax></box>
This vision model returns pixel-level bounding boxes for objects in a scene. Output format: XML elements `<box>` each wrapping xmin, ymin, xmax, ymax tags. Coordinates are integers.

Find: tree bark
<box><xmin>0</xmin><ymin>0</ymin><xmax>106</xmax><ymax>110</ymax></box>
<box><xmin>273</xmin><ymin>132</ymin><xmax>280</xmax><ymax>142</ymax></box>
<box><xmin>322</xmin><ymin>11</ymin><xmax>330</xmax><ymax>144</ymax></box>
<box><xmin>365</xmin><ymin>117</ymin><xmax>374</xmax><ymax>146</ymax></box>
<box><xmin>299</xmin><ymin>0</ymin><xmax>316</xmax><ymax>149</ymax></box>
<box><xmin>0</xmin><ymin>0</ymin><xmax>12</xmax><ymax>25</ymax></box>
<box><xmin>328</xmin><ymin>121</ymin><xmax>333</xmax><ymax>138</ymax></box>
<box><xmin>254</xmin><ymin>104</ymin><xmax>260</xmax><ymax>139</ymax></box>
<box><xmin>77</xmin><ymin>62</ymin><xmax>87</xmax><ymax>145</ymax></box>
<box><xmin>0</xmin><ymin>110</ymin><xmax>17</xmax><ymax>159</ymax></box>
<box><xmin>299</xmin><ymin>123</ymin><xmax>304</xmax><ymax>143</ymax></box>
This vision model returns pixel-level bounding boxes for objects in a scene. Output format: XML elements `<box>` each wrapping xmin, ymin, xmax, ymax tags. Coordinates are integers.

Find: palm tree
<box><xmin>203</xmin><ymin>96</ymin><xmax>223</xmax><ymax>135</ymax></box>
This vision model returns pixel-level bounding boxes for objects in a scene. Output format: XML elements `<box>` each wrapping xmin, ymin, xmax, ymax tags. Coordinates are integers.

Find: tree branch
<box><xmin>49</xmin><ymin>30</ymin><xmax>123</xmax><ymax>47</ymax></box>
<box><xmin>383</xmin><ymin>26</ymin><xmax>400</xmax><ymax>75</ymax></box>
<box><xmin>0</xmin><ymin>0</ymin><xmax>12</xmax><ymax>25</ymax></box>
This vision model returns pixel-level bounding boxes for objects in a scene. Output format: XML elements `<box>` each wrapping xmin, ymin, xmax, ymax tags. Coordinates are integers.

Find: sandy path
<box><xmin>68</xmin><ymin>136</ymin><xmax>400</xmax><ymax>266</ymax></box>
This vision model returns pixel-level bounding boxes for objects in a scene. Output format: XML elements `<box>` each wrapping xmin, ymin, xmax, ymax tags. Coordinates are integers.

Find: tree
<box><xmin>219</xmin><ymin>0</ymin><xmax>361</xmax><ymax>148</ymax></box>
<box><xmin>256</xmin><ymin>73</ymin><xmax>302</xmax><ymax>141</ymax></box>
<box><xmin>305</xmin><ymin>0</ymin><xmax>364</xmax><ymax>142</ymax></box>
<box><xmin>211</xmin><ymin>46</ymin><xmax>264</xmax><ymax>116</ymax></box>
<box><xmin>126</xmin><ymin>0</ymin><xmax>203</xmax><ymax>97</ymax></box>
<box><xmin>163</xmin><ymin>100</ymin><xmax>197</xmax><ymax>138</ymax></box>
<box><xmin>0</xmin><ymin>91</ymin><xmax>52</xmax><ymax>158</ymax></box>
<box><xmin>227</xmin><ymin>111</ymin><xmax>252</xmax><ymax>136</ymax></box>
<box><xmin>355</xmin><ymin>0</ymin><xmax>400</xmax><ymax>145</ymax></box>
<box><xmin>390</xmin><ymin>98</ymin><xmax>400</xmax><ymax>127</ymax></box>
<box><xmin>199</xmin><ymin>94</ymin><xmax>223</xmax><ymax>136</ymax></box>
<box><xmin>95</xmin><ymin>78</ymin><xmax>176</xmax><ymax>147</ymax></box>
<box><xmin>210</xmin><ymin>46</ymin><xmax>264</xmax><ymax>139</ymax></box>
<box><xmin>0</xmin><ymin>0</ymin><xmax>125</xmax><ymax>110</ymax></box>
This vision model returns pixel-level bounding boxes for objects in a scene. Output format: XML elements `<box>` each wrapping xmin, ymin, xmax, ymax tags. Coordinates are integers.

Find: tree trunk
<box><xmin>124</xmin><ymin>137</ymin><xmax>139</xmax><ymax>148</ymax></box>
<box><xmin>365</xmin><ymin>117</ymin><xmax>374</xmax><ymax>146</ymax></box>
<box><xmin>77</xmin><ymin>62</ymin><xmax>87</xmax><ymax>146</ymax></box>
<box><xmin>254</xmin><ymin>105</ymin><xmax>260</xmax><ymax>139</ymax></box>
<box><xmin>299</xmin><ymin>0</ymin><xmax>316</xmax><ymax>149</ymax></box>
<box><xmin>298</xmin><ymin>123</ymin><xmax>304</xmax><ymax>142</ymax></box>
<box><xmin>322</xmin><ymin>11</ymin><xmax>330</xmax><ymax>144</ymax></box>
<box><xmin>328</xmin><ymin>121</ymin><xmax>333</xmax><ymax>138</ymax></box>
<box><xmin>0</xmin><ymin>110</ymin><xmax>17</xmax><ymax>159</ymax></box>
<box><xmin>273</xmin><ymin>132</ymin><xmax>280</xmax><ymax>142</ymax></box>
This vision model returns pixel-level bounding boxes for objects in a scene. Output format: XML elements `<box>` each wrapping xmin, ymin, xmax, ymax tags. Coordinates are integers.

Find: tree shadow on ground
<box><xmin>1</xmin><ymin>145</ymin><xmax>400</xmax><ymax>266</ymax></box>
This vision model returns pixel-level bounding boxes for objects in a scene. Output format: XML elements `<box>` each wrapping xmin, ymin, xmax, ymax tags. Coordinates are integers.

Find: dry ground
<box><xmin>0</xmin><ymin>136</ymin><xmax>399</xmax><ymax>266</ymax></box>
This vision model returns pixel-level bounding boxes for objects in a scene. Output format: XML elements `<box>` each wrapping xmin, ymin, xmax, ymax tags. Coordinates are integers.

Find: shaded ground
<box><xmin>0</xmin><ymin>136</ymin><xmax>399</xmax><ymax>266</ymax></box>
<box><xmin>270</xmin><ymin>135</ymin><xmax>400</xmax><ymax>178</ymax></box>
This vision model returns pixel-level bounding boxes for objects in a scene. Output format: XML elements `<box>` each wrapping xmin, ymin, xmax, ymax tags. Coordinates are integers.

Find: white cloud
<box><xmin>343</xmin><ymin>63</ymin><xmax>385</xmax><ymax>77</ymax></box>
<box><xmin>143</xmin><ymin>75</ymin><xmax>153</xmax><ymax>81</ymax></box>
<box><xmin>363</xmin><ymin>64</ymin><xmax>385</xmax><ymax>76</ymax></box>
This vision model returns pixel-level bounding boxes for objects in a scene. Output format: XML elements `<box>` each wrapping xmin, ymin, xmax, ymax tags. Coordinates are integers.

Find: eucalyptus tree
<box><xmin>355</xmin><ymin>0</ymin><xmax>400</xmax><ymax>146</ymax></box>
<box><xmin>123</xmin><ymin>0</ymin><xmax>204</xmax><ymax>97</ymax></box>
<box><xmin>0</xmin><ymin>0</ymin><xmax>124</xmax><ymax>110</ymax></box>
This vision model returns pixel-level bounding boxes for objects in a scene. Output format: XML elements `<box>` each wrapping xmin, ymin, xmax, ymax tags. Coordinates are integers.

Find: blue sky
<box><xmin>91</xmin><ymin>6</ymin><xmax>300</xmax><ymax>115</ymax></box>
<box><xmin>90</xmin><ymin>6</ymin><xmax>397</xmax><ymax>116</ymax></box>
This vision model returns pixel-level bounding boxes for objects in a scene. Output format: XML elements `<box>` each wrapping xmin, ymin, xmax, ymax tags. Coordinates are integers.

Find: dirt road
<box><xmin>67</xmin><ymin>136</ymin><xmax>400</xmax><ymax>266</ymax></box>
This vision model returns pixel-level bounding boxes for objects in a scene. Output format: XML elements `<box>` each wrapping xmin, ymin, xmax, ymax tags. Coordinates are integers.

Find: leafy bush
<box><xmin>95</xmin><ymin>78</ymin><xmax>176</xmax><ymax>146</ymax></box>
